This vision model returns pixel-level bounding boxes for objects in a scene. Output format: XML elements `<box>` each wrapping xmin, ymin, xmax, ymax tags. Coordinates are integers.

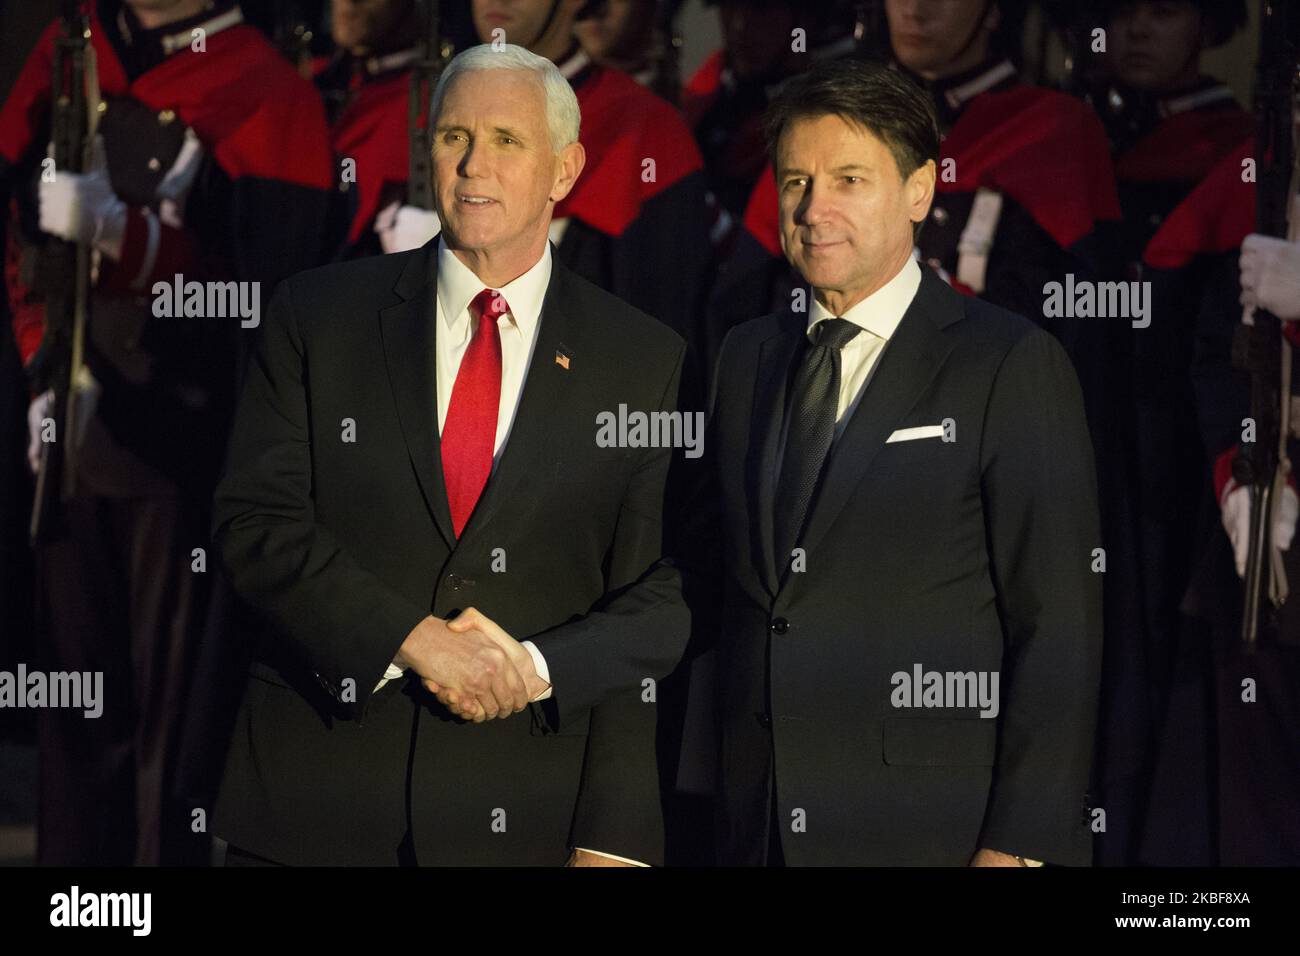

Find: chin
<box><xmin>448</xmin><ymin>216</ymin><xmax>498</xmax><ymax>242</ymax></box>
<box><xmin>795</xmin><ymin>261</ymin><xmax>847</xmax><ymax>291</ymax></box>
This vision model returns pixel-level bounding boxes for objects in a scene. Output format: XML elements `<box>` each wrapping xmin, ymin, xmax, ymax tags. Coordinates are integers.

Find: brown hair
<box><xmin>765</xmin><ymin>59</ymin><xmax>940</xmax><ymax>241</ymax></box>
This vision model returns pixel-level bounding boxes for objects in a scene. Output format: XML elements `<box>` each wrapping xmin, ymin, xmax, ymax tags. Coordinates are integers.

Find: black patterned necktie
<box><xmin>774</xmin><ymin>317</ymin><xmax>862</xmax><ymax>568</ymax></box>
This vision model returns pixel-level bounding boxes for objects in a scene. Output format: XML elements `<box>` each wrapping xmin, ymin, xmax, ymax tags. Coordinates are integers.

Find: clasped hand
<box><xmin>395</xmin><ymin>608</ymin><xmax>549</xmax><ymax>723</ymax></box>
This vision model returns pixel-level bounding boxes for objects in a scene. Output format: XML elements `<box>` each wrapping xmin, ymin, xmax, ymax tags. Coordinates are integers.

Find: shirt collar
<box><xmin>436</xmin><ymin>237</ymin><xmax>552</xmax><ymax>339</ymax></box>
<box><xmin>365</xmin><ymin>46</ymin><xmax>420</xmax><ymax>76</ymax></box>
<box><xmin>107</xmin><ymin>0</ymin><xmax>243</xmax><ymax>77</ymax></box>
<box><xmin>116</xmin><ymin>2</ymin><xmax>244</xmax><ymax>54</ymax></box>
<box><xmin>937</xmin><ymin>58</ymin><xmax>1017</xmax><ymax>110</ymax></box>
<box><xmin>1157</xmin><ymin>80</ymin><xmax>1236</xmax><ymax>118</ymax></box>
<box><xmin>894</xmin><ymin>57</ymin><xmax>1018</xmax><ymax>130</ymax></box>
<box><xmin>808</xmin><ymin>255</ymin><xmax>921</xmax><ymax>343</ymax></box>
<box><xmin>555</xmin><ymin>47</ymin><xmax>591</xmax><ymax>80</ymax></box>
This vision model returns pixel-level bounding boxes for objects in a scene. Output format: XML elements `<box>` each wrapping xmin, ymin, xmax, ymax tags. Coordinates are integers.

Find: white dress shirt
<box><xmin>377</xmin><ymin>238</ymin><xmax>552</xmax><ymax>697</ymax></box>
<box><xmin>806</xmin><ymin>253</ymin><xmax>922</xmax><ymax>439</ymax></box>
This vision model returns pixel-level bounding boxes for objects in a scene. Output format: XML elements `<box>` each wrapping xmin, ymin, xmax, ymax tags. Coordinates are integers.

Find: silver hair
<box><xmin>430</xmin><ymin>43</ymin><xmax>581</xmax><ymax>153</ymax></box>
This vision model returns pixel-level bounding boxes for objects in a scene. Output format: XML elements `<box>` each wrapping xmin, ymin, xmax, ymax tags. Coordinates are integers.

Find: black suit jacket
<box><xmin>701</xmin><ymin>267</ymin><xmax>1103</xmax><ymax>865</ymax></box>
<box><xmin>210</xmin><ymin>239</ymin><xmax>690</xmax><ymax>865</ymax></box>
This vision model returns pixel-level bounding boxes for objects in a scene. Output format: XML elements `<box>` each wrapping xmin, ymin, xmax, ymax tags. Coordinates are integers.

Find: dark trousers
<box><xmin>36</xmin><ymin>494</ymin><xmax>211</xmax><ymax>865</ymax></box>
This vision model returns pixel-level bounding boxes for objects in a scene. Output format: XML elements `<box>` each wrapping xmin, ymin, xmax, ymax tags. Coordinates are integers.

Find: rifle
<box><xmin>853</xmin><ymin>0</ymin><xmax>886</xmax><ymax>62</ymax></box>
<box><xmin>1233</xmin><ymin>0</ymin><xmax>1300</xmax><ymax>645</ymax></box>
<box><xmin>407</xmin><ymin>0</ymin><xmax>450</xmax><ymax>211</ymax></box>
<box><xmin>271</xmin><ymin>0</ymin><xmax>317</xmax><ymax>78</ymax></box>
<box><xmin>649</xmin><ymin>0</ymin><xmax>682</xmax><ymax>106</ymax></box>
<box><xmin>29</xmin><ymin>0</ymin><xmax>95</xmax><ymax>545</ymax></box>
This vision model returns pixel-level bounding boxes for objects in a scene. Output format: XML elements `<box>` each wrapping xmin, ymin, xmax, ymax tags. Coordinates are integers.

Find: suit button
<box><xmin>447</xmin><ymin>573</ymin><xmax>462</xmax><ymax>591</ymax></box>
<box><xmin>756</xmin><ymin>712</ymin><xmax>772</xmax><ymax>728</ymax></box>
<box><xmin>770</xmin><ymin>617</ymin><xmax>789</xmax><ymax>635</ymax></box>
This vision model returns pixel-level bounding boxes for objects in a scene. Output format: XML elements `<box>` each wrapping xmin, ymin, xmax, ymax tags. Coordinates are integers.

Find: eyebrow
<box><xmin>779</xmin><ymin>164</ymin><xmax>870</xmax><ymax>177</ymax></box>
<box><xmin>435</xmin><ymin>124</ymin><xmax>526</xmax><ymax>141</ymax></box>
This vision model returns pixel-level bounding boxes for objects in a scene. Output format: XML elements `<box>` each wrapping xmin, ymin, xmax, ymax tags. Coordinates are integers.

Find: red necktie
<box><xmin>442</xmin><ymin>288</ymin><xmax>505</xmax><ymax>537</ymax></box>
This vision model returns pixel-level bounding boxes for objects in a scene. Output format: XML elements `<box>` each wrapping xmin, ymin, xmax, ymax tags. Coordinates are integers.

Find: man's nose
<box><xmin>459</xmin><ymin>139</ymin><xmax>489</xmax><ymax>178</ymax></box>
<box><xmin>796</xmin><ymin>181</ymin><xmax>832</xmax><ymax>227</ymax></box>
<box><xmin>893</xmin><ymin>0</ymin><xmax>929</xmax><ymax>27</ymax></box>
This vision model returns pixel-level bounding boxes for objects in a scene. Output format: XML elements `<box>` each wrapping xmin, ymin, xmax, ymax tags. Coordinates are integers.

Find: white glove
<box><xmin>26</xmin><ymin>389</ymin><xmax>53</xmax><ymax>475</ymax></box>
<box><xmin>38</xmin><ymin>136</ymin><xmax>126</xmax><ymax>260</ymax></box>
<box><xmin>1240</xmin><ymin>234</ymin><xmax>1300</xmax><ymax>321</ymax></box>
<box><xmin>1221</xmin><ymin>477</ymin><xmax>1300</xmax><ymax>577</ymax></box>
<box><xmin>25</xmin><ymin>373</ymin><xmax>101</xmax><ymax>475</ymax></box>
<box><xmin>374</xmin><ymin>201</ymin><xmax>440</xmax><ymax>254</ymax></box>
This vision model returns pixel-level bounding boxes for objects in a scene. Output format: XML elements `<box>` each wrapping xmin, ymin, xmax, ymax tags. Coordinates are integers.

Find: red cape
<box><xmin>319</xmin><ymin>68</ymin><xmax>411</xmax><ymax>244</ymax></box>
<box><xmin>554</xmin><ymin>65</ymin><xmax>703</xmax><ymax>238</ymax></box>
<box><xmin>1</xmin><ymin>4</ymin><xmax>333</xmax><ymax>362</ymax></box>
<box><xmin>936</xmin><ymin>84</ymin><xmax>1120</xmax><ymax>249</ymax></box>
<box><xmin>741</xmin><ymin>170</ymin><xmax>781</xmax><ymax>257</ymax></box>
<box><xmin>681</xmin><ymin>48</ymin><xmax>725</xmax><ymax>129</ymax></box>
<box><xmin>1115</xmin><ymin>104</ymin><xmax>1254</xmax><ymax>185</ymax></box>
<box><xmin>0</xmin><ymin>4</ymin><xmax>333</xmax><ymax>191</ymax></box>
<box><xmin>1142</xmin><ymin>138</ymin><xmax>1254</xmax><ymax>270</ymax></box>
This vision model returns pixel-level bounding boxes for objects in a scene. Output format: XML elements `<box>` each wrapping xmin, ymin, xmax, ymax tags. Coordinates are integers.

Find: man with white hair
<box><xmin>210</xmin><ymin>43</ymin><xmax>692</xmax><ymax>866</ymax></box>
<box><xmin>381</xmin><ymin>0</ymin><xmax>712</xmax><ymax>361</ymax></box>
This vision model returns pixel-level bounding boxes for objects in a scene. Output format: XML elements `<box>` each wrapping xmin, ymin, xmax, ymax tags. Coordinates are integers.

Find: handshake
<box><xmin>393</xmin><ymin>608</ymin><xmax>550</xmax><ymax>722</ymax></box>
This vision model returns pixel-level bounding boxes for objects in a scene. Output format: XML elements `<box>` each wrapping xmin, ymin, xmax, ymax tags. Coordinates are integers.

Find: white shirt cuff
<box><xmin>573</xmin><ymin>847</ymin><xmax>650</xmax><ymax>867</ymax></box>
<box><xmin>373</xmin><ymin>662</ymin><xmax>405</xmax><ymax>694</ymax></box>
<box><xmin>521</xmin><ymin>640</ymin><xmax>552</xmax><ymax>700</ymax></box>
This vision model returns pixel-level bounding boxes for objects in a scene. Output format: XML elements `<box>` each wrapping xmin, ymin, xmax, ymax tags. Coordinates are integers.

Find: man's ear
<box><xmin>906</xmin><ymin>158</ymin><xmax>936</xmax><ymax>228</ymax></box>
<box><xmin>550</xmin><ymin>141</ymin><xmax>586</xmax><ymax>204</ymax></box>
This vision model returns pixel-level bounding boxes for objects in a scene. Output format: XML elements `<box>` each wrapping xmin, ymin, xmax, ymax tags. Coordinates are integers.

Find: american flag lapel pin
<box><xmin>554</xmin><ymin>345</ymin><xmax>572</xmax><ymax>370</ymax></box>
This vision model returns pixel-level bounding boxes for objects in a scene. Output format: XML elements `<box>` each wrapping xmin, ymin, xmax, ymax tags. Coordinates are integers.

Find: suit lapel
<box><xmin>379</xmin><ymin>239</ymin><xmax>457</xmax><ymax>549</ymax></box>
<box><xmin>454</xmin><ymin>254</ymin><xmax>585</xmax><ymax>547</ymax></box>
<box><xmin>750</xmin><ymin>316</ymin><xmax>803</xmax><ymax>597</ymax></box>
<box><xmin>791</xmin><ymin>270</ymin><xmax>962</xmax><ymax>571</ymax></box>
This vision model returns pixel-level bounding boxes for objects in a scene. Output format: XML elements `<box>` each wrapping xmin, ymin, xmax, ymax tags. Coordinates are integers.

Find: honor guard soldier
<box><xmin>0</xmin><ymin>0</ymin><xmax>334</xmax><ymax>864</ymax></box>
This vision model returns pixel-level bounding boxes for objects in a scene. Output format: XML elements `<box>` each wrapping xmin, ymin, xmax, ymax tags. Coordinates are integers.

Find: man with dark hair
<box><xmin>706</xmin><ymin>0</ymin><xmax>1121</xmax><ymax>384</ymax></box>
<box><xmin>761</xmin><ymin>60</ymin><xmax>938</xmax><ymax>241</ymax></box>
<box><xmin>690</xmin><ymin>58</ymin><xmax>1102</xmax><ymax>866</ymax></box>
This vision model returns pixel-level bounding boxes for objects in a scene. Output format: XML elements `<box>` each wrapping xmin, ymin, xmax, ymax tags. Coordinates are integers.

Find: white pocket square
<box><xmin>886</xmin><ymin>425</ymin><xmax>945</xmax><ymax>443</ymax></box>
